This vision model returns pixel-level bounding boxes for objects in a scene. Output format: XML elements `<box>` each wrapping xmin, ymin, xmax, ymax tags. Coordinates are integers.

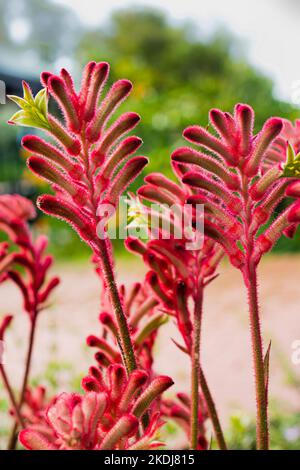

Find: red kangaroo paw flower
<box><xmin>86</xmin><ymin>79</ymin><xmax>133</xmax><ymax>142</ymax></box>
<box><xmin>99</xmin><ymin>414</ymin><xmax>139</xmax><ymax>449</ymax></box>
<box><xmin>145</xmin><ymin>173</ymin><xmax>186</xmax><ymax>200</ymax></box>
<box><xmin>93</xmin><ymin>112</ymin><xmax>140</xmax><ymax>165</ymax></box>
<box><xmin>48</xmin><ymin>76</ymin><xmax>81</xmax><ymax>133</ymax></box>
<box><xmin>250</xmin><ymin>167</ymin><xmax>282</xmax><ymax>201</ymax></box>
<box><xmin>103</xmin><ymin>156</ymin><xmax>148</xmax><ymax>206</ymax></box>
<box><xmin>209</xmin><ymin>108</ymin><xmax>236</xmax><ymax>144</ymax></box>
<box><xmin>84</xmin><ymin>62</ymin><xmax>109</xmax><ymax>122</ymax></box>
<box><xmin>288</xmin><ymin>200</ymin><xmax>300</xmax><ymax>223</ymax></box>
<box><xmin>100</xmin><ymin>136</ymin><xmax>143</xmax><ymax>183</ymax></box>
<box><xmin>132</xmin><ymin>376</ymin><xmax>174</xmax><ymax>418</ymax></box>
<box><xmin>182</xmin><ymin>171</ymin><xmax>242</xmax><ymax>214</ymax></box>
<box><xmin>38</xmin><ymin>277</ymin><xmax>60</xmax><ymax>304</ymax></box>
<box><xmin>86</xmin><ymin>335</ymin><xmax>120</xmax><ymax>361</ymax></box>
<box><xmin>60</xmin><ymin>68</ymin><xmax>78</xmax><ymax>103</ymax></box>
<box><xmin>107</xmin><ymin>364</ymin><xmax>127</xmax><ymax>402</ymax></box>
<box><xmin>40</xmin><ymin>71</ymin><xmax>53</xmax><ymax>87</ymax></box>
<box><xmin>48</xmin><ymin>115</ymin><xmax>81</xmax><ymax>156</ymax></box>
<box><xmin>0</xmin><ymin>315</ymin><xmax>13</xmax><ymax>341</ymax></box>
<box><xmin>119</xmin><ymin>370</ymin><xmax>149</xmax><ymax>412</ymax></box>
<box><xmin>22</xmin><ymin>135</ymin><xmax>83</xmax><ymax>179</ymax></box>
<box><xmin>243</xmin><ymin>118</ymin><xmax>283</xmax><ymax>177</ymax></box>
<box><xmin>172</xmin><ymin>147</ymin><xmax>240</xmax><ymax>190</ymax></box>
<box><xmin>19</xmin><ymin>429</ymin><xmax>57</xmax><ymax>450</ymax></box>
<box><xmin>235</xmin><ymin>103</ymin><xmax>254</xmax><ymax>156</ymax></box>
<box><xmin>79</xmin><ymin>61</ymin><xmax>96</xmax><ymax>109</ymax></box>
<box><xmin>146</xmin><ymin>271</ymin><xmax>173</xmax><ymax>308</ymax></box>
<box><xmin>125</xmin><ymin>237</ymin><xmax>147</xmax><ymax>255</ymax></box>
<box><xmin>37</xmin><ymin>195</ymin><xmax>94</xmax><ymax>244</ymax></box>
<box><xmin>183</xmin><ymin>125</ymin><xmax>238</xmax><ymax>166</ymax></box>
<box><xmin>138</xmin><ymin>184</ymin><xmax>176</xmax><ymax>206</ymax></box>
<box><xmin>286</xmin><ymin>180</ymin><xmax>300</xmax><ymax>197</ymax></box>
<box><xmin>28</xmin><ymin>156</ymin><xmax>87</xmax><ymax>205</ymax></box>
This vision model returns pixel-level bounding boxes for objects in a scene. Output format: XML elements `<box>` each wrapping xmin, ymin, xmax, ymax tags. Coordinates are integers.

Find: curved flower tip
<box><xmin>286</xmin><ymin>180</ymin><xmax>300</xmax><ymax>198</ymax></box>
<box><xmin>0</xmin><ymin>314</ymin><xmax>13</xmax><ymax>341</ymax></box>
<box><xmin>288</xmin><ymin>201</ymin><xmax>300</xmax><ymax>223</ymax></box>
<box><xmin>19</xmin><ymin>429</ymin><xmax>56</xmax><ymax>450</ymax></box>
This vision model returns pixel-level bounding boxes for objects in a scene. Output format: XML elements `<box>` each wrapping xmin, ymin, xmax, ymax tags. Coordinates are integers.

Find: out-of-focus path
<box><xmin>1</xmin><ymin>255</ymin><xmax>300</xmax><ymax>426</ymax></box>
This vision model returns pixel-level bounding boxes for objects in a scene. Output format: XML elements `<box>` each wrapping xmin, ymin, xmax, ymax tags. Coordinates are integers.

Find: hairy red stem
<box><xmin>190</xmin><ymin>281</ymin><xmax>202</xmax><ymax>449</ymax></box>
<box><xmin>246</xmin><ymin>264</ymin><xmax>269</xmax><ymax>449</ymax></box>
<box><xmin>241</xmin><ymin>173</ymin><xmax>269</xmax><ymax>450</ymax></box>
<box><xmin>199</xmin><ymin>366</ymin><xmax>227</xmax><ymax>450</ymax></box>
<box><xmin>0</xmin><ymin>364</ymin><xmax>25</xmax><ymax>429</ymax></box>
<box><xmin>96</xmin><ymin>239</ymin><xmax>137</xmax><ymax>373</ymax></box>
<box><xmin>190</xmin><ymin>281</ymin><xmax>227</xmax><ymax>450</ymax></box>
<box><xmin>8</xmin><ymin>317</ymin><xmax>37</xmax><ymax>450</ymax></box>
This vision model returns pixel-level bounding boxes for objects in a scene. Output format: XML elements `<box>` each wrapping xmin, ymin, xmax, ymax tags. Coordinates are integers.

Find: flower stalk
<box><xmin>190</xmin><ymin>280</ymin><xmax>202</xmax><ymax>449</ymax></box>
<box><xmin>245</xmin><ymin>263</ymin><xmax>268</xmax><ymax>449</ymax></box>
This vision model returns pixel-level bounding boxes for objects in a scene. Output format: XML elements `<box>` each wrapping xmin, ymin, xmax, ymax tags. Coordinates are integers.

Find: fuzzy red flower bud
<box><xmin>40</xmin><ymin>71</ymin><xmax>53</xmax><ymax>87</ymax></box>
<box><xmin>209</xmin><ymin>108</ymin><xmax>234</xmax><ymax>143</ymax></box>
<box><xmin>38</xmin><ymin>276</ymin><xmax>60</xmax><ymax>304</ymax></box>
<box><xmin>84</xmin><ymin>62</ymin><xmax>109</xmax><ymax>122</ymax></box>
<box><xmin>243</xmin><ymin>118</ymin><xmax>283</xmax><ymax>177</ymax></box>
<box><xmin>288</xmin><ymin>200</ymin><xmax>300</xmax><ymax>223</ymax></box>
<box><xmin>28</xmin><ymin>156</ymin><xmax>87</xmax><ymax>205</ymax></box>
<box><xmin>119</xmin><ymin>370</ymin><xmax>149</xmax><ymax>412</ymax></box>
<box><xmin>99</xmin><ymin>414</ymin><xmax>139</xmax><ymax>450</ymax></box>
<box><xmin>235</xmin><ymin>103</ymin><xmax>254</xmax><ymax>156</ymax></box>
<box><xmin>250</xmin><ymin>167</ymin><xmax>282</xmax><ymax>201</ymax></box>
<box><xmin>182</xmin><ymin>171</ymin><xmax>242</xmax><ymax>214</ymax></box>
<box><xmin>0</xmin><ymin>314</ymin><xmax>13</xmax><ymax>341</ymax></box>
<box><xmin>37</xmin><ymin>195</ymin><xmax>94</xmax><ymax>244</ymax></box>
<box><xmin>145</xmin><ymin>173</ymin><xmax>186</xmax><ymax>200</ymax></box>
<box><xmin>99</xmin><ymin>136</ymin><xmax>143</xmax><ymax>185</ymax></box>
<box><xmin>93</xmin><ymin>112</ymin><xmax>140</xmax><ymax>164</ymax></box>
<box><xmin>132</xmin><ymin>376</ymin><xmax>174</xmax><ymax>418</ymax></box>
<box><xmin>172</xmin><ymin>147</ymin><xmax>240</xmax><ymax>190</ymax></box>
<box><xmin>87</xmin><ymin>79</ymin><xmax>133</xmax><ymax>142</ymax></box>
<box><xmin>125</xmin><ymin>237</ymin><xmax>147</xmax><ymax>255</ymax></box>
<box><xmin>22</xmin><ymin>135</ymin><xmax>83</xmax><ymax>179</ymax></box>
<box><xmin>79</xmin><ymin>61</ymin><xmax>96</xmax><ymax>108</ymax></box>
<box><xmin>48</xmin><ymin>115</ymin><xmax>81</xmax><ymax>156</ymax></box>
<box><xmin>183</xmin><ymin>125</ymin><xmax>238</xmax><ymax>166</ymax></box>
<box><xmin>286</xmin><ymin>180</ymin><xmax>300</xmax><ymax>198</ymax></box>
<box><xmin>48</xmin><ymin>76</ymin><xmax>81</xmax><ymax>133</ymax></box>
<box><xmin>103</xmin><ymin>156</ymin><xmax>148</xmax><ymax>206</ymax></box>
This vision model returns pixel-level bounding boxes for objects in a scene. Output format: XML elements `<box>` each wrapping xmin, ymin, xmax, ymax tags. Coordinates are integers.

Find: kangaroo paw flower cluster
<box><xmin>20</xmin><ymin>364</ymin><xmax>173</xmax><ymax>450</ymax></box>
<box><xmin>8</xmin><ymin>62</ymin><xmax>149</xmax><ymax>375</ymax></box>
<box><xmin>173</xmin><ymin>105</ymin><xmax>300</xmax><ymax>449</ymax></box>
<box><xmin>4</xmin><ymin>63</ymin><xmax>300</xmax><ymax>451</ymax></box>
<box><xmin>0</xmin><ymin>195</ymin><xmax>59</xmax><ymax>448</ymax></box>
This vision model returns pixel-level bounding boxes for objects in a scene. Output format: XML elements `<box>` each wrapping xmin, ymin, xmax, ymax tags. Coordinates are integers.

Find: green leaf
<box><xmin>22</xmin><ymin>81</ymin><xmax>34</xmax><ymax>104</ymax></box>
<box><xmin>135</xmin><ymin>314</ymin><xmax>168</xmax><ymax>345</ymax></box>
<box><xmin>34</xmin><ymin>88</ymin><xmax>48</xmax><ymax>115</ymax></box>
<box><xmin>263</xmin><ymin>340</ymin><xmax>271</xmax><ymax>399</ymax></box>
<box><xmin>282</xmin><ymin>143</ymin><xmax>300</xmax><ymax>178</ymax></box>
<box><xmin>6</xmin><ymin>95</ymin><xmax>28</xmax><ymax>109</ymax></box>
<box><xmin>8</xmin><ymin>81</ymin><xmax>50</xmax><ymax>131</ymax></box>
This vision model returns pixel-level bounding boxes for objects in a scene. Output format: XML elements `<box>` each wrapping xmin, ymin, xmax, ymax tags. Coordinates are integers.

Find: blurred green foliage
<box><xmin>226</xmin><ymin>404</ymin><xmax>300</xmax><ymax>450</ymax></box>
